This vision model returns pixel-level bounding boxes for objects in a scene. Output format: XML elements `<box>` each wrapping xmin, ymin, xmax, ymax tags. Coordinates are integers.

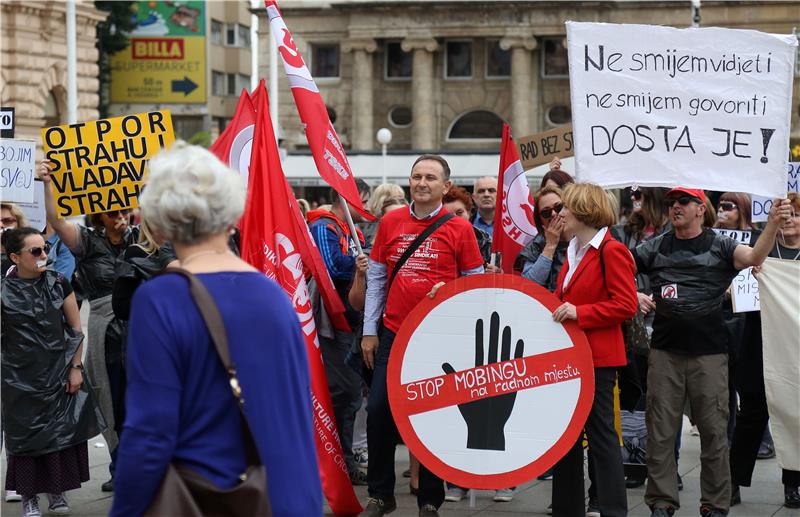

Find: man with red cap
<box><xmin>632</xmin><ymin>187</ymin><xmax>791</xmax><ymax>517</ymax></box>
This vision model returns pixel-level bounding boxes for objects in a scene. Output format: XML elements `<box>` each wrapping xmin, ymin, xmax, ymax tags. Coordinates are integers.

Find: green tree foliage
<box><xmin>95</xmin><ymin>1</ymin><xmax>136</xmax><ymax>117</ymax></box>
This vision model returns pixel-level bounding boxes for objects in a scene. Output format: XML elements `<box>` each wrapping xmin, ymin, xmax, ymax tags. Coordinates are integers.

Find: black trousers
<box><xmin>730</xmin><ymin>313</ymin><xmax>799</xmax><ymax>488</ymax></box>
<box><xmin>553</xmin><ymin>367</ymin><xmax>627</xmax><ymax>517</ymax></box>
<box><xmin>366</xmin><ymin>324</ymin><xmax>445</xmax><ymax>508</ymax></box>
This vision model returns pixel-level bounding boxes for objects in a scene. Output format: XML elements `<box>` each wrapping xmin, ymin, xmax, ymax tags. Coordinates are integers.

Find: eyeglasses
<box><xmin>539</xmin><ymin>203</ymin><xmax>564</xmax><ymax>219</ymax></box>
<box><xmin>665</xmin><ymin>196</ymin><xmax>701</xmax><ymax>207</ymax></box>
<box><xmin>718</xmin><ymin>201</ymin><xmax>738</xmax><ymax>212</ymax></box>
<box><xmin>22</xmin><ymin>242</ymin><xmax>52</xmax><ymax>258</ymax></box>
<box><xmin>630</xmin><ymin>190</ymin><xmax>643</xmax><ymax>201</ymax></box>
<box><xmin>1</xmin><ymin>217</ymin><xmax>18</xmax><ymax>225</ymax></box>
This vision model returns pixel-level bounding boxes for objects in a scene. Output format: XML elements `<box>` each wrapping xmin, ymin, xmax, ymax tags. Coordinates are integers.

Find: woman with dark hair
<box><xmin>519</xmin><ymin>186</ymin><xmax>570</xmax><ymax>291</ymax></box>
<box><xmin>1</xmin><ymin>228</ymin><xmax>105</xmax><ymax>517</ymax></box>
<box><xmin>540</xmin><ymin>168</ymin><xmax>575</xmax><ymax>190</ymax></box>
<box><xmin>1</xmin><ymin>202</ymin><xmax>30</xmax><ymax>276</ymax></box>
<box><xmin>715</xmin><ymin>192</ymin><xmax>756</xmax><ymax>231</ymax></box>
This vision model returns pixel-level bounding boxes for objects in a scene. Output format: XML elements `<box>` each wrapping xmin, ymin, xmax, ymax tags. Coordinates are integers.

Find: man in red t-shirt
<box><xmin>359</xmin><ymin>155</ymin><xmax>484</xmax><ymax>517</ymax></box>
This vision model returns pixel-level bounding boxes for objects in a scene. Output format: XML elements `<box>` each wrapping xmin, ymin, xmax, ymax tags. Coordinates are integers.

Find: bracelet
<box><xmin>70</xmin><ymin>363</ymin><xmax>84</xmax><ymax>371</ymax></box>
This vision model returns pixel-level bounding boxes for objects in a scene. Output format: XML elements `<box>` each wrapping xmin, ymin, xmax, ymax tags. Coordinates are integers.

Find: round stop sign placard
<box><xmin>387</xmin><ymin>274</ymin><xmax>594</xmax><ymax>489</ymax></box>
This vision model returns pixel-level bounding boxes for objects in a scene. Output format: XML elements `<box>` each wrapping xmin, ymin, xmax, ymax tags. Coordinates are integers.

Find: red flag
<box><xmin>492</xmin><ymin>124</ymin><xmax>538</xmax><ymax>273</ymax></box>
<box><xmin>264</xmin><ymin>0</ymin><xmax>375</xmax><ymax>221</ymax></box>
<box><xmin>209</xmin><ymin>89</ymin><xmax>256</xmax><ymax>182</ymax></box>
<box><xmin>240</xmin><ymin>83</ymin><xmax>362</xmax><ymax>516</ymax></box>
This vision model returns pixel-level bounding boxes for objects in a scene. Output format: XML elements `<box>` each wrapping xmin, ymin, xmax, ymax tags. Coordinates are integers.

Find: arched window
<box><xmin>447</xmin><ymin>110</ymin><xmax>504</xmax><ymax>140</ymax></box>
<box><xmin>44</xmin><ymin>87</ymin><xmax>66</xmax><ymax>127</ymax></box>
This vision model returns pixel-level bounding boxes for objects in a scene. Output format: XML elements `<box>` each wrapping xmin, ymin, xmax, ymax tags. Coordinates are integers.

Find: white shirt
<box><xmin>562</xmin><ymin>227</ymin><xmax>608</xmax><ymax>290</ymax></box>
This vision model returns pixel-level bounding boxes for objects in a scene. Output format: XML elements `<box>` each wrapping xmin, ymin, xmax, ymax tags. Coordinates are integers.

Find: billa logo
<box><xmin>132</xmin><ymin>38</ymin><xmax>185</xmax><ymax>60</ymax></box>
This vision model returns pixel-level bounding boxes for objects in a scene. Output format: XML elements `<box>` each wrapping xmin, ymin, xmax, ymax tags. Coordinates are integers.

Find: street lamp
<box><xmin>377</xmin><ymin>128</ymin><xmax>392</xmax><ymax>184</ymax></box>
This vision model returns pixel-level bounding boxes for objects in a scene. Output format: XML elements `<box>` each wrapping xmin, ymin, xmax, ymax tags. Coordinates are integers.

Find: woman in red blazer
<box><xmin>549</xmin><ymin>183</ymin><xmax>638</xmax><ymax>517</ymax></box>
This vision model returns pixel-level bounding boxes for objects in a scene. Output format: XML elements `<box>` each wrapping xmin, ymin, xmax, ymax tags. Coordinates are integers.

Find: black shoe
<box><xmin>419</xmin><ymin>504</ymin><xmax>439</xmax><ymax>517</ymax></box>
<box><xmin>537</xmin><ymin>468</ymin><xmax>553</xmax><ymax>480</ymax></box>
<box><xmin>409</xmin><ymin>483</ymin><xmax>418</xmax><ymax>496</ymax></box>
<box><xmin>402</xmin><ymin>468</ymin><xmax>411</xmax><ymax>478</ymax></box>
<box><xmin>699</xmin><ymin>505</ymin><xmax>727</xmax><ymax>517</ymax></box>
<box><xmin>358</xmin><ymin>497</ymin><xmax>397</xmax><ymax>517</ymax></box>
<box><xmin>677</xmin><ymin>473</ymin><xmax>684</xmax><ymax>491</ymax></box>
<box><xmin>731</xmin><ymin>485</ymin><xmax>741</xmax><ymax>506</ymax></box>
<box><xmin>626</xmin><ymin>476</ymin><xmax>646</xmax><ymax>488</ymax></box>
<box><xmin>350</xmin><ymin>469</ymin><xmax>368</xmax><ymax>486</ymax></box>
<box><xmin>756</xmin><ymin>441</ymin><xmax>775</xmax><ymax>460</ymax></box>
<box><xmin>785</xmin><ymin>485</ymin><xmax>800</xmax><ymax>509</ymax></box>
<box><xmin>101</xmin><ymin>478</ymin><xmax>114</xmax><ymax>492</ymax></box>
<box><xmin>586</xmin><ymin>497</ymin><xmax>601</xmax><ymax>517</ymax></box>
<box><xmin>650</xmin><ymin>507</ymin><xmax>675</xmax><ymax>517</ymax></box>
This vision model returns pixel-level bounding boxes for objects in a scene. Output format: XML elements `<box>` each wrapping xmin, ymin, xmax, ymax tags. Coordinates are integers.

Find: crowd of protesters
<box><xmin>1</xmin><ymin>145</ymin><xmax>798</xmax><ymax>517</ymax></box>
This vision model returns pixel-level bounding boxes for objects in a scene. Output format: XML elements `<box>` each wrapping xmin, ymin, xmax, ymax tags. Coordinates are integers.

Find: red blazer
<box><xmin>555</xmin><ymin>230</ymin><xmax>638</xmax><ymax>367</ymax></box>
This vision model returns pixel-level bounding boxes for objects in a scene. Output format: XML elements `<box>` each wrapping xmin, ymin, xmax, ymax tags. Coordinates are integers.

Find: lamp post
<box><xmin>377</xmin><ymin>128</ymin><xmax>392</xmax><ymax>184</ymax></box>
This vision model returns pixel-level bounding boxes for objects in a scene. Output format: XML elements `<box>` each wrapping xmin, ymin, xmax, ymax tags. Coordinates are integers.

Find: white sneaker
<box><xmin>353</xmin><ymin>447</ymin><xmax>368</xmax><ymax>469</ymax></box>
<box><xmin>47</xmin><ymin>493</ymin><xmax>70</xmax><ymax>515</ymax></box>
<box><xmin>21</xmin><ymin>495</ymin><xmax>41</xmax><ymax>517</ymax></box>
<box><xmin>6</xmin><ymin>490</ymin><xmax>22</xmax><ymax>502</ymax></box>
<box><xmin>444</xmin><ymin>486</ymin><xmax>467</xmax><ymax>502</ymax></box>
<box><xmin>493</xmin><ymin>488</ymin><xmax>514</xmax><ymax>502</ymax></box>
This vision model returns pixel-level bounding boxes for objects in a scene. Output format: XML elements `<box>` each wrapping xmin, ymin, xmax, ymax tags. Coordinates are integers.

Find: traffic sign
<box><xmin>387</xmin><ymin>274</ymin><xmax>595</xmax><ymax>489</ymax></box>
<box><xmin>111</xmin><ymin>1</ymin><xmax>206</xmax><ymax>104</ymax></box>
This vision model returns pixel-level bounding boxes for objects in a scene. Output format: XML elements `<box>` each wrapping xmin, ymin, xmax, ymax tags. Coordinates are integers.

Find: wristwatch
<box><xmin>70</xmin><ymin>363</ymin><xmax>84</xmax><ymax>371</ymax></box>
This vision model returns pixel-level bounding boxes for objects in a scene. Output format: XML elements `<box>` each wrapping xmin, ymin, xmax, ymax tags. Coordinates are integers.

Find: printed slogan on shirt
<box><xmin>41</xmin><ymin>111</ymin><xmax>175</xmax><ymax>218</ymax></box>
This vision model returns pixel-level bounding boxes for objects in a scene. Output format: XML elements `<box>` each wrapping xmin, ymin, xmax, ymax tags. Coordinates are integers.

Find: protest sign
<box><xmin>41</xmin><ymin>111</ymin><xmax>174</xmax><ymax>218</ymax></box>
<box><xmin>0</xmin><ymin>139</ymin><xmax>36</xmax><ymax>203</ymax></box>
<box><xmin>712</xmin><ymin>228</ymin><xmax>759</xmax><ymax>312</ymax></box>
<box><xmin>517</xmin><ymin>124</ymin><xmax>574</xmax><ymax>170</ymax></box>
<box><xmin>566</xmin><ymin>22</ymin><xmax>797</xmax><ymax>198</ymax></box>
<box><xmin>17</xmin><ymin>180</ymin><xmax>47</xmax><ymax>231</ymax></box>
<box><xmin>387</xmin><ymin>274</ymin><xmax>594</xmax><ymax>489</ymax></box>
<box><xmin>752</xmin><ymin>162</ymin><xmax>800</xmax><ymax>223</ymax></box>
<box><xmin>0</xmin><ymin>107</ymin><xmax>14</xmax><ymax>138</ymax></box>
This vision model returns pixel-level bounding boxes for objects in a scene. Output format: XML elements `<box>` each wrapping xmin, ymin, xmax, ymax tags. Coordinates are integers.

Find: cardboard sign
<box><xmin>566</xmin><ymin>22</ymin><xmax>797</xmax><ymax>198</ymax></box>
<box><xmin>0</xmin><ymin>107</ymin><xmax>14</xmax><ymax>138</ymax></box>
<box><xmin>41</xmin><ymin>111</ymin><xmax>174</xmax><ymax>218</ymax></box>
<box><xmin>387</xmin><ymin>274</ymin><xmax>594</xmax><ymax>489</ymax></box>
<box><xmin>752</xmin><ymin>162</ymin><xmax>800</xmax><ymax>223</ymax></box>
<box><xmin>517</xmin><ymin>124</ymin><xmax>574</xmax><ymax>170</ymax></box>
<box><xmin>16</xmin><ymin>180</ymin><xmax>47</xmax><ymax>231</ymax></box>
<box><xmin>0</xmin><ymin>139</ymin><xmax>36</xmax><ymax>203</ymax></box>
<box><xmin>111</xmin><ymin>1</ymin><xmax>206</xmax><ymax>104</ymax></box>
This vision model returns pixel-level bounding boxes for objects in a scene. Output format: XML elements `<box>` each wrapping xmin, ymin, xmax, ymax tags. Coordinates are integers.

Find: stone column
<box><xmin>342</xmin><ymin>38</ymin><xmax>378</xmax><ymax>151</ymax></box>
<box><xmin>402</xmin><ymin>37</ymin><xmax>439</xmax><ymax>151</ymax></box>
<box><xmin>500</xmin><ymin>34</ymin><xmax>537</xmax><ymax>136</ymax></box>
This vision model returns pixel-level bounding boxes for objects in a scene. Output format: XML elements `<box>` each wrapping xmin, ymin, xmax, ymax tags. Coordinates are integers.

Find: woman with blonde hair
<box><xmin>550</xmin><ymin>182</ymin><xmax>638</xmax><ymax>517</ymax></box>
<box><xmin>368</xmin><ymin>183</ymin><xmax>405</xmax><ymax>218</ymax></box>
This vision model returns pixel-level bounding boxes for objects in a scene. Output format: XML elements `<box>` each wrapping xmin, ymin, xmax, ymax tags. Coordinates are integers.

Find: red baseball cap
<box><xmin>666</xmin><ymin>187</ymin><xmax>705</xmax><ymax>202</ymax></box>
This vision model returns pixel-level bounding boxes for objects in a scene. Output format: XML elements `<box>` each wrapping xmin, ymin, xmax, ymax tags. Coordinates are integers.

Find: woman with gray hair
<box><xmin>109</xmin><ymin>142</ymin><xmax>321</xmax><ymax>516</ymax></box>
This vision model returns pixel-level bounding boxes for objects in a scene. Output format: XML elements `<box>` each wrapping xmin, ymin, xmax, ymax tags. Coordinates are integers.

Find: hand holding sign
<box><xmin>442</xmin><ymin>312</ymin><xmax>524</xmax><ymax>451</ymax></box>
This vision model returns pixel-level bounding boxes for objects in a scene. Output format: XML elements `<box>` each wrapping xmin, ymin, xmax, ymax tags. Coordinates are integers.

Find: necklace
<box><xmin>180</xmin><ymin>248</ymin><xmax>231</xmax><ymax>266</ymax></box>
<box><xmin>776</xmin><ymin>237</ymin><xmax>800</xmax><ymax>261</ymax></box>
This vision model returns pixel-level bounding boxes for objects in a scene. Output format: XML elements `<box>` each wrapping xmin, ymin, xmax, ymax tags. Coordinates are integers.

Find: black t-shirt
<box><xmin>634</xmin><ymin>229</ymin><xmax>739</xmax><ymax>355</ymax></box>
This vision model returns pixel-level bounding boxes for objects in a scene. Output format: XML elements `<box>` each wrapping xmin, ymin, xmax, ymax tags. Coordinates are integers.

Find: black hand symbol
<box><xmin>442</xmin><ymin>312</ymin><xmax>524</xmax><ymax>451</ymax></box>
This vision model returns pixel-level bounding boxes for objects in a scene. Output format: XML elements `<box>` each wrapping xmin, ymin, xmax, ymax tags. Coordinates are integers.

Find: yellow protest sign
<box><xmin>41</xmin><ymin>111</ymin><xmax>174</xmax><ymax>218</ymax></box>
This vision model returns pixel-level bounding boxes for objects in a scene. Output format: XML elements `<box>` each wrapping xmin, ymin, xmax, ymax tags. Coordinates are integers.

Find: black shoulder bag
<box><xmin>386</xmin><ymin>213</ymin><xmax>455</xmax><ymax>293</ymax></box>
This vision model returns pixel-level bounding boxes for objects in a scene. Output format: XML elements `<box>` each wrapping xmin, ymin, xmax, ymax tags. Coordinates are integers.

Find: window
<box><xmin>448</xmin><ymin>110</ymin><xmax>504</xmax><ymax>140</ymax></box>
<box><xmin>388</xmin><ymin>106</ymin><xmax>412</xmax><ymax>128</ymax></box>
<box><xmin>211</xmin><ymin>20</ymin><xmax>222</xmax><ymax>45</ymax></box>
<box><xmin>385</xmin><ymin>41</ymin><xmax>412</xmax><ymax>79</ymax></box>
<box><xmin>485</xmin><ymin>40</ymin><xmax>511</xmax><ymax>77</ymax></box>
<box><xmin>44</xmin><ymin>90</ymin><xmax>62</xmax><ymax>127</ymax></box>
<box><xmin>311</xmin><ymin>44</ymin><xmax>340</xmax><ymax>78</ymax></box>
<box><xmin>237</xmin><ymin>74</ymin><xmax>250</xmax><ymax>93</ymax></box>
<box><xmin>212</xmin><ymin>71</ymin><xmax>226</xmax><ymax>96</ymax></box>
<box><xmin>238</xmin><ymin>24</ymin><xmax>251</xmax><ymax>48</ymax></box>
<box><xmin>446</xmin><ymin>40</ymin><xmax>472</xmax><ymax>78</ymax></box>
<box><xmin>226</xmin><ymin>23</ymin><xmax>236</xmax><ymax>46</ymax></box>
<box><xmin>326</xmin><ymin>105</ymin><xmax>337</xmax><ymax>124</ymax></box>
<box><xmin>542</xmin><ymin>37</ymin><xmax>569</xmax><ymax>78</ymax></box>
<box><xmin>546</xmin><ymin>105</ymin><xmax>572</xmax><ymax>125</ymax></box>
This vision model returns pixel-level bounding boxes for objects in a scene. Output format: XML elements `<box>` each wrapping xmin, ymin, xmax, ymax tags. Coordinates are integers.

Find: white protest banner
<box><xmin>16</xmin><ymin>180</ymin><xmax>47</xmax><ymax>231</ymax></box>
<box><xmin>566</xmin><ymin>22</ymin><xmax>797</xmax><ymax>198</ymax></box>
<box><xmin>752</xmin><ymin>162</ymin><xmax>800</xmax><ymax>223</ymax></box>
<box><xmin>388</xmin><ymin>275</ymin><xmax>594</xmax><ymax>489</ymax></box>
<box><xmin>0</xmin><ymin>139</ymin><xmax>36</xmax><ymax>203</ymax></box>
<box><xmin>712</xmin><ymin>228</ymin><xmax>759</xmax><ymax>312</ymax></box>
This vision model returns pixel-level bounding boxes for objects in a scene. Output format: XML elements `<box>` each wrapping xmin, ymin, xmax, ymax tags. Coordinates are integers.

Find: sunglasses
<box><xmin>22</xmin><ymin>242</ymin><xmax>52</xmax><ymax>258</ymax></box>
<box><xmin>105</xmin><ymin>209</ymin><xmax>131</xmax><ymax>218</ymax></box>
<box><xmin>718</xmin><ymin>202</ymin><xmax>738</xmax><ymax>212</ymax></box>
<box><xmin>665</xmin><ymin>196</ymin><xmax>701</xmax><ymax>207</ymax></box>
<box><xmin>630</xmin><ymin>190</ymin><xmax>643</xmax><ymax>201</ymax></box>
<box><xmin>1</xmin><ymin>217</ymin><xmax>18</xmax><ymax>225</ymax></box>
<box><xmin>539</xmin><ymin>203</ymin><xmax>564</xmax><ymax>220</ymax></box>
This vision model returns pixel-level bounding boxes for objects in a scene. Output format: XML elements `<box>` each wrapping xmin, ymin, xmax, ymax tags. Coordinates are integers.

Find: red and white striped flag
<box><xmin>264</xmin><ymin>0</ymin><xmax>375</xmax><ymax>222</ymax></box>
<box><xmin>492</xmin><ymin>124</ymin><xmax>538</xmax><ymax>272</ymax></box>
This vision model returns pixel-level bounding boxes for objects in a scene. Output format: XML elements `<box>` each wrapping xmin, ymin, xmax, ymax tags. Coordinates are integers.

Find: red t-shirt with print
<box><xmin>371</xmin><ymin>207</ymin><xmax>484</xmax><ymax>333</ymax></box>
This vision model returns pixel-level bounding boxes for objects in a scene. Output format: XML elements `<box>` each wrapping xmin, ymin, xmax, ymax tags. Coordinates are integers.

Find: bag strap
<box><xmin>387</xmin><ymin>213</ymin><xmax>454</xmax><ymax>293</ymax></box>
<box><xmin>162</xmin><ymin>267</ymin><xmax>261</xmax><ymax>466</ymax></box>
<box><xmin>597</xmin><ymin>238</ymin><xmax>611</xmax><ymax>289</ymax></box>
